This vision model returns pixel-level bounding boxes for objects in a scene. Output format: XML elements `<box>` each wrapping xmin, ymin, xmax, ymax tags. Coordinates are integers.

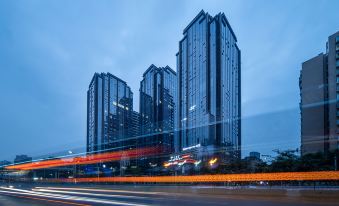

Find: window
<box><xmin>337</xmin><ymin>60</ymin><xmax>339</xmax><ymax>67</ymax></box>
<box><xmin>336</xmin><ymin>36</ymin><xmax>339</xmax><ymax>43</ymax></box>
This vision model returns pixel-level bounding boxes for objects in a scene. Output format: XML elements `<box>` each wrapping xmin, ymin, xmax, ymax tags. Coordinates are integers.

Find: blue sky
<box><xmin>0</xmin><ymin>0</ymin><xmax>339</xmax><ymax>161</ymax></box>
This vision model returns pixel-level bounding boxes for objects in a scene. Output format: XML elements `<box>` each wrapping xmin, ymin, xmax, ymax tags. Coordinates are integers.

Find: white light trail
<box><xmin>35</xmin><ymin>187</ymin><xmax>164</xmax><ymax>195</ymax></box>
<box><xmin>0</xmin><ymin>187</ymin><xmax>150</xmax><ymax>206</ymax></box>
<box><xmin>32</xmin><ymin>188</ymin><xmax>146</xmax><ymax>199</ymax></box>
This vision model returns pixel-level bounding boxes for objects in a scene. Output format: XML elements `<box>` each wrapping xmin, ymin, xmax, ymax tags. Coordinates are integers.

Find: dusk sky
<box><xmin>1</xmin><ymin>0</ymin><xmax>339</xmax><ymax>161</ymax></box>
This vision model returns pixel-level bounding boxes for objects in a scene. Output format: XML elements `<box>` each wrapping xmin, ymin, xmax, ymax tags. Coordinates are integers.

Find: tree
<box><xmin>270</xmin><ymin>150</ymin><xmax>300</xmax><ymax>172</ymax></box>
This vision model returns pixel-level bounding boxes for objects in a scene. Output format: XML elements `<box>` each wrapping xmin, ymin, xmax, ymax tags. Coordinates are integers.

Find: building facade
<box><xmin>300</xmin><ymin>31</ymin><xmax>339</xmax><ymax>155</ymax></box>
<box><xmin>87</xmin><ymin>73</ymin><xmax>136</xmax><ymax>153</ymax></box>
<box><xmin>175</xmin><ymin>10</ymin><xmax>241</xmax><ymax>162</ymax></box>
<box><xmin>139</xmin><ymin>65</ymin><xmax>177</xmax><ymax>156</ymax></box>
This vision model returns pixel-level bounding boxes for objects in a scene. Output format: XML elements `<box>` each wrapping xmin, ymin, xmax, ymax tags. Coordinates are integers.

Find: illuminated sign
<box><xmin>169</xmin><ymin>155</ymin><xmax>182</xmax><ymax>161</ymax></box>
<box><xmin>209</xmin><ymin>158</ymin><xmax>218</xmax><ymax>166</ymax></box>
<box><xmin>164</xmin><ymin>154</ymin><xmax>199</xmax><ymax>168</ymax></box>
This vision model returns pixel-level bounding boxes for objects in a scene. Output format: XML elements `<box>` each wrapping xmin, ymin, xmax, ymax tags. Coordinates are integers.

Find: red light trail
<box><xmin>5</xmin><ymin>147</ymin><xmax>161</xmax><ymax>171</ymax></box>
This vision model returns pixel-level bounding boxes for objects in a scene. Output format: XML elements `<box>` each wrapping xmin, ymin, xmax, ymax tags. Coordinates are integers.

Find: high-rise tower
<box><xmin>139</xmin><ymin>65</ymin><xmax>177</xmax><ymax>156</ymax></box>
<box><xmin>87</xmin><ymin>73</ymin><xmax>135</xmax><ymax>153</ymax></box>
<box><xmin>176</xmin><ymin>10</ymin><xmax>241</xmax><ymax>161</ymax></box>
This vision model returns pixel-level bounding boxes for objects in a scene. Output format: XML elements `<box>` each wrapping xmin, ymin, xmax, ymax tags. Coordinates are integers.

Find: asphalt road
<box><xmin>0</xmin><ymin>184</ymin><xmax>338</xmax><ymax>206</ymax></box>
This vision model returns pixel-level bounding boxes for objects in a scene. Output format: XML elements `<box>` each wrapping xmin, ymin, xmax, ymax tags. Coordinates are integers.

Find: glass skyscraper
<box><xmin>175</xmin><ymin>10</ymin><xmax>241</xmax><ymax>161</ymax></box>
<box><xmin>139</xmin><ymin>65</ymin><xmax>177</xmax><ymax>156</ymax></box>
<box><xmin>87</xmin><ymin>73</ymin><xmax>136</xmax><ymax>153</ymax></box>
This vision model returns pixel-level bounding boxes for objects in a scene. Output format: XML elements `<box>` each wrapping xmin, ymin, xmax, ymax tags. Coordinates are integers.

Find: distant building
<box><xmin>87</xmin><ymin>73</ymin><xmax>136</xmax><ymax>153</ymax></box>
<box><xmin>139</xmin><ymin>65</ymin><xmax>177</xmax><ymax>158</ymax></box>
<box><xmin>175</xmin><ymin>10</ymin><xmax>241</xmax><ymax>162</ymax></box>
<box><xmin>249</xmin><ymin>152</ymin><xmax>260</xmax><ymax>160</ymax></box>
<box><xmin>300</xmin><ymin>31</ymin><xmax>339</xmax><ymax>155</ymax></box>
<box><xmin>0</xmin><ymin>160</ymin><xmax>11</xmax><ymax>166</ymax></box>
<box><xmin>14</xmin><ymin>155</ymin><xmax>32</xmax><ymax>164</ymax></box>
<box><xmin>244</xmin><ymin>152</ymin><xmax>263</xmax><ymax>172</ymax></box>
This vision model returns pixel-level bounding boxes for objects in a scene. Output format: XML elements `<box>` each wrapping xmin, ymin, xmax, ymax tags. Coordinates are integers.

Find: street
<box><xmin>0</xmin><ymin>184</ymin><xmax>338</xmax><ymax>206</ymax></box>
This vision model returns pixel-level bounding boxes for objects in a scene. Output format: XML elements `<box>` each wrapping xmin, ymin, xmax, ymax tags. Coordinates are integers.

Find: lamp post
<box><xmin>97</xmin><ymin>161</ymin><xmax>101</xmax><ymax>180</ymax></box>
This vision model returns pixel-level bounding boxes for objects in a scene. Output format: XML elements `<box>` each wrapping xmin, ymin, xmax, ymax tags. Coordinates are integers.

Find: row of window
<box><xmin>336</xmin><ymin>35</ymin><xmax>339</xmax><ymax>129</ymax></box>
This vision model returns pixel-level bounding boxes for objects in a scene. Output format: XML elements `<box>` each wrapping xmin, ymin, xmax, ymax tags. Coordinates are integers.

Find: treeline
<box><xmin>213</xmin><ymin>150</ymin><xmax>339</xmax><ymax>174</ymax></box>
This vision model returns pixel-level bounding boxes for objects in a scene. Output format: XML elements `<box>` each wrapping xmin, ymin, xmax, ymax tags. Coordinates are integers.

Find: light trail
<box><xmin>52</xmin><ymin>171</ymin><xmax>339</xmax><ymax>183</ymax></box>
<box><xmin>0</xmin><ymin>187</ymin><xmax>150</xmax><ymax>206</ymax></box>
<box><xmin>0</xmin><ymin>193</ymin><xmax>90</xmax><ymax>206</ymax></box>
<box><xmin>32</xmin><ymin>188</ymin><xmax>147</xmax><ymax>199</ymax></box>
<box><xmin>5</xmin><ymin>147</ymin><xmax>161</xmax><ymax>171</ymax></box>
<box><xmin>35</xmin><ymin>187</ymin><xmax>164</xmax><ymax>195</ymax></box>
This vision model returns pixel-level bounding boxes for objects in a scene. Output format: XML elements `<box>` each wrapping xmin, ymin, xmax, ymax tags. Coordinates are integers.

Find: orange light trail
<box><xmin>5</xmin><ymin>147</ymin><xmax>161</xmax><ymax>171</ymax></box>
<box><xmin>54</xmin><ymin>171</ymin><xmax>339</xmax><ymax>183</ymax></box>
